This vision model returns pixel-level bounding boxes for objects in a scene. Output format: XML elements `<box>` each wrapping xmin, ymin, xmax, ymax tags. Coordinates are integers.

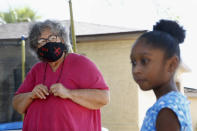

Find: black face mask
<box><xmin>37</xmin><ymin>42</ymin><xmax>66</xmax><ymax>62</ymax></box>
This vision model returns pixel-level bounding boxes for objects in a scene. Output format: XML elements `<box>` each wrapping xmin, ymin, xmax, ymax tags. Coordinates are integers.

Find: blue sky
<box><xmin>0</xmin><ymin>0</ymin><xmax>197</xmax><ymax>88</ymax></box>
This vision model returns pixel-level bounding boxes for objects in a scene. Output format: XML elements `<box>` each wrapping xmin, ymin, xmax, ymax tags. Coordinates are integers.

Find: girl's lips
<box><xmin>136</xmin><ymin>79</ymin><xmax>146</xmax><ymax>84</ymax></box>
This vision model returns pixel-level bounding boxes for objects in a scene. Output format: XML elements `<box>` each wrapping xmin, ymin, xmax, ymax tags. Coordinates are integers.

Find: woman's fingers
<box><xmin>50</xmin><ymin>84</ymin><xmax>58</xmax><ymax>94</ymax></box>
<box><xmin>39</xmin><ymin>86</ymin><xmax>49</xmax><ymax>96</ymax></box>
<box><xmin>34</xmin><ymin>89</ymin><xmax>45</xmax><ymax>99</ymax></box>
<box><xmin>50</xmin><ymin>83</ymin><xmax>69</xmax><ymax>99</ymax></box>
<box><xmin>32</xmin><ymin>84</ymin><xmax>49</xmax><ymax>99</ymax></box>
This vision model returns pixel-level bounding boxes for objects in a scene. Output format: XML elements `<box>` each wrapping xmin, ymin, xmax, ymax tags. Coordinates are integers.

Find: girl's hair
<box><xmin>28</xmin><ymin>20</ymin><xmax>71</xmax><ymax>53</ymax></box>
<box><xmin>137</xmin><ymin>19</ymin><xmax>186</xmax><ymax>60</ymax></box>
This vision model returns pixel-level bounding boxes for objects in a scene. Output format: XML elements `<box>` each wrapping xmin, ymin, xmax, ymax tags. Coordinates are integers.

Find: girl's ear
<box><xmin>167</xmin><ymin>55</ymin><xmax>179</xmax><ymax>73</ymax></box>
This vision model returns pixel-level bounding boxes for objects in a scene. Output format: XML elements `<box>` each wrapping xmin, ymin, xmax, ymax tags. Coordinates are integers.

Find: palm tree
<box><xmin>0</xmin><ymin>7</ymin><xmax>41</xmax><ymax>23</ymax></box>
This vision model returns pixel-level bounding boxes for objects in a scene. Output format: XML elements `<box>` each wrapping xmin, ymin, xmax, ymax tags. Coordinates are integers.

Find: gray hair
<box><xmin>28</xmin><ymin>20</ymin><xmax>71</xmax><ymax>53</ymax></box>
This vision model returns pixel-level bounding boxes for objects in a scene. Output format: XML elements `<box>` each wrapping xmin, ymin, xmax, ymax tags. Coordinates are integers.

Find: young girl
<box><xmin>130</xmin><ymin>19</ymin><xmax>193</xmax><ymax>131</ymax></box>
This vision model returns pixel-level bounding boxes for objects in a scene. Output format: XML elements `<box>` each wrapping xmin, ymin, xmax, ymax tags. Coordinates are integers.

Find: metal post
<box><xmin>21</xmin><ymin>35</ymin><xmax>25</xmax><ymax>82</ymax></box>
<box><xmin>21</xmin><ymin>35</ymin><xmax>25</xmax><ymax>120</ymax></box>
<box><xmin>68</xmin><ymin>0</ymin><xmax>77</xmax><ymax>53</ymax></box>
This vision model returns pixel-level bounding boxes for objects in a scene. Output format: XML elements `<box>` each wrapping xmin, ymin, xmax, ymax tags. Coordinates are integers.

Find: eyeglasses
<box><xmin>38</xmin><ymin>35</ymin><xmax>58</xmax><ymax>47</ymax></box>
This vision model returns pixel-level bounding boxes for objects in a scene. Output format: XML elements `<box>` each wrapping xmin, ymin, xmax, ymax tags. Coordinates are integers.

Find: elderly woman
<box><xmin>12</xmin><ymin>20</ymin><xmax>110</xmax><ymax>131</ymax></box>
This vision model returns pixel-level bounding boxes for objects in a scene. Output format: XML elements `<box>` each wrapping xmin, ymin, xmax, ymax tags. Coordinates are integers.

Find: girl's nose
<box><xmin>132</xmin><ymin>65</ymin><xmax>142</xmax><ymax>76</ymax></box>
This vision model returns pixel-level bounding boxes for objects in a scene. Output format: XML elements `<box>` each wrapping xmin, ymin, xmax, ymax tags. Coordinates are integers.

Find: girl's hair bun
<box><xmin>153</xmin><ymin>19</ymin><xmax>186</xmax><ymax>44</ymax></box>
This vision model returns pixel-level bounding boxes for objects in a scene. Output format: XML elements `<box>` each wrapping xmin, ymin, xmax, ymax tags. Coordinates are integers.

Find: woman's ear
<box><xmin>167</xmin><ymin>55</ymin><xmax>179</xmax><ymax>73</ymax></box>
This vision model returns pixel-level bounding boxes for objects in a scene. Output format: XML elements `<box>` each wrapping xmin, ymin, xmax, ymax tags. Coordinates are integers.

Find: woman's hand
<box><xmin>50</xmin><ymin>83</ymin><xmax>70</xmax><ymax>99</ymax></box>
<box><xmin>50</xmin><ymin>83</ymin><xmax>110</xmax><ymax>109</ymax></box>
<box><xmin>31</xmin><ymin>84</ymin><xmax>49</xmax><ymax>99</ymax></box>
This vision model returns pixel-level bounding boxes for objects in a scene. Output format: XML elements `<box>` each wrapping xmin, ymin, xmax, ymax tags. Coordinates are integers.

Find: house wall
<box><xmin>77</xmin><ymin>38</ymin><xmax>140</xmax><ymax>131</ymax></box>
<box><xmin>188</xmin><ymin>97</ymin><xmax>197</xmax><ymax>131</ymax></box>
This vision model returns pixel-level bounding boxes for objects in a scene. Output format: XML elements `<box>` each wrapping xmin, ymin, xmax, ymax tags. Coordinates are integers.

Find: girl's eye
<box><xmin>141</xmin><ymin>58</ymin><xmax>149</xmax><ymax>65</ymax></box>
<box><xmin>131</xmin><ymin>59</ymin><xmax>137</xmax><ymax>66</ymax></box>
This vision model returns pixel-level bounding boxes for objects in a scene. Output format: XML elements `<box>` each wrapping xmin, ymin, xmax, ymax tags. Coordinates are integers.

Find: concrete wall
<box><xmin>77</xmin><ymin>38</ymin><xmax>139</xmax><ymax>131</ymax></box>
